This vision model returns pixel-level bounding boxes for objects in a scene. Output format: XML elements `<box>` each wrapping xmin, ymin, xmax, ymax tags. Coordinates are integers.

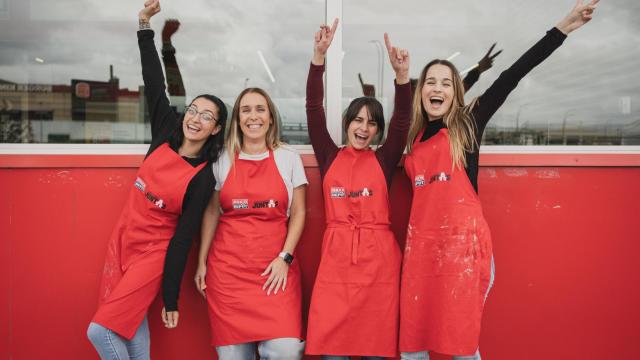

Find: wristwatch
<box><xmin>278</xmin><ymin>251</ymin><xmax>294</xmax><ymax>265</ymax></box>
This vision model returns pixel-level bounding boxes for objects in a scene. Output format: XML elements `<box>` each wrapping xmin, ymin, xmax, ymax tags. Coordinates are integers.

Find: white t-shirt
<box><xmin>212</xmin><ymin>145</ymin><xmax>308</xmax><ymax>216</ymax></box>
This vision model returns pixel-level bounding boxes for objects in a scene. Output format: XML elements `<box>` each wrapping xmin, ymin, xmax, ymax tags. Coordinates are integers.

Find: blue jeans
<box><xmin>401</xmin><ymin>257</ymin><xmax>496</xmax><ymax>360</ymax></box>
<box><xmin>87</xmin><ymin>317</ymin><xmax>150</xmax><ymax>360</ymax></box>
<box><xmin>216</xmin><ymin>338</ymin><xmax>305</xmax><ymax>360</ymax></box>
<box><xmin>323</xmin><ymin>356</ymin><xmax>386</xmax><ymax>360</ymax></box>
<box><xmin>401</xmin><ymin>349</ymin><xmax>481</xmax><ymax>360</ymax></box>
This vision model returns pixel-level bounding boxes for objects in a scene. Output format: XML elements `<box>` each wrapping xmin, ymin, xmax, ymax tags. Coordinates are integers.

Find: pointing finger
<box><xmin>383</xmin><ymin>33</ymin><xmax>393</xmax><ymax>54</ymax></box>
<box><xmin>330</xmin><ymin>18</ymin><xmax>339</xmax><ymax>34</ymax></box>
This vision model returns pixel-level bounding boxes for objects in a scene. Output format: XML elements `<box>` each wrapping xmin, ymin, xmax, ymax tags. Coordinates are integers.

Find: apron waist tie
<box><xmin>327</xmin><ymin>222</ymin><xmax>389</xmax><ymax>265</ymax></box>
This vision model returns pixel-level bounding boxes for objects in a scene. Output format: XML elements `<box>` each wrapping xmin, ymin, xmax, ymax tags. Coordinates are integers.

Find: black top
<box><xmin>420</xmin><ymin>27</ymin><xmax>566</xmax><ymax>193</ymax></box>
<box><xmin>463</xmin><ymin>68</ymin><xmax>480</xmax><ymax>92</ymax></box>
<box><xmin>137</xmin><ymin>29</ymin><xmax>215</xmax><ymax>312</ymax></box>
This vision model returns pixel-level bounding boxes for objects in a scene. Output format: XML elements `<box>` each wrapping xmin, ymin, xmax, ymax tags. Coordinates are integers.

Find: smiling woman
<box><xmin>303</xmin><ymin>20</ymin><xmax>412</xmax><ymax>359</ymax></box>
<box><xmin>160</xmin><ymin>84</ymin><xmax>309</xmax><ymax>359</ymax></box>
<box><xmin>227</xmin><ymin>88</ymin><xmax>284</xmax><ymax>158</ymax></box>
<box><xmin>85</xmin><ymin>1</ymin><xmax>228</xmax><ymax>359</ymax></box>
<box><xmin>399</xmin><ymin>2</ymin><xmax>601</xmax><ymax>359</ymax></box>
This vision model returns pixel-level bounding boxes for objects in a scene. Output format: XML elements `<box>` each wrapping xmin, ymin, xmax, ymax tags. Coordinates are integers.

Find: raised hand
<box><xmin>162</xmin><ymin>19</ymin><xmax>181</xmax><ymax>42</ymax></box>
<box><xmin>139</xmin><ymin>0</ymin><xmax>161</xmax><ymax>22</ymax></box>
<box><xmin>477</xmin><ymin>43</ymin><xmax>503</xmax><ymax>74</ymax></box>
<box><xmin>384</xmin><ymin>33</ymin><xmax>410</xmax><ymax>85</ymax></box>
<box><xmin>556</xmin><ymin>0</ymin><xmax>599</xmax><ymax>35</ymax></box>
<box><xmin>312</xmin><ymin>18</ymin><xmax>339</xmax><ymax>65</ymax></box>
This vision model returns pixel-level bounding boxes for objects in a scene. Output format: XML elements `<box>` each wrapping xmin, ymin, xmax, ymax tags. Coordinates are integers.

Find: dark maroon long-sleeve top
<box><xmin>305</xmin><ymin>63</ymin><xmax>412</xmax><ymax>187</ymax></box>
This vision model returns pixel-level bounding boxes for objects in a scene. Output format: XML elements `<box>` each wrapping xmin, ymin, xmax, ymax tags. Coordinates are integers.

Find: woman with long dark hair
<box><xmin>86</xmin><ymin>1</ymin><xmax>227</xmax><ymax>358</ymax></box>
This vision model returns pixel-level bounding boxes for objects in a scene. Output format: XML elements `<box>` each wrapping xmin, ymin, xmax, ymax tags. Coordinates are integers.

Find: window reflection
<box><xmin>342</xmin><ymin>0</ymin><xmax>640</xmax><ymax>145</ymax></box>
<box><xmin>0</xmin><ymin>0</ymin><xmax>323</xmax><ymax>144</ymax></box>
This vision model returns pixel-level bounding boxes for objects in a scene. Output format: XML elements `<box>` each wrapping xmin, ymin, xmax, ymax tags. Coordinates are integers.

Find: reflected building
<box><xmin>0</xmin><ymin>69</ymin><xmax>150</xmax><ymax>143</ymax></box>
<box><xmin>1</xmin><ymin>0</ymin><xmax>638</xmax><ymax>146</ymax></box>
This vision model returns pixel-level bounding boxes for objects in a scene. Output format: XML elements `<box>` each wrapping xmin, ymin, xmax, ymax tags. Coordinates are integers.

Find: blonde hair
<box><xmin>226</xmin><ymin>88</ymin><xmax>283</xmax><ymax>163</ymax></box>
<box><xmin>407</xmin><ymin>59</ymin><xmax>479</xmax><ymax>169</ymax></box>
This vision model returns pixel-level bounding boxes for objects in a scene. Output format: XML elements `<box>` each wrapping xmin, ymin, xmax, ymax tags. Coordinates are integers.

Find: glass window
<box><xmin>342</xmin><ymin>0</ymin><xmax>640</xmax><ymax>145</ymax></box>
<box><xmin>0</xmin><ymin>0</ymin><xmax>324</xmax><ymax>144</ymax></box>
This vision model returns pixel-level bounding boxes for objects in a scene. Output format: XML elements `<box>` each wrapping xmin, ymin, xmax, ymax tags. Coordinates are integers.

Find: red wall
<box><xmin>1</xmin><ymin>155</ymin><xmax>639</xmax><ymax>359</ymax></box>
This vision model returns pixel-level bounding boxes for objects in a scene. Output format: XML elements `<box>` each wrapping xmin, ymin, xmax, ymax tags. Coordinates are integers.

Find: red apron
<box><xmin>306</xmin><ymin>147</ymin><xmax>401</xmax><ymax>357</ymax></box>
<box><xmin>206</xmin><ymin>150</ymin><xmax>302</xmax><ymax>346</ymax></box>
<box><xmin>93</xmin><ymin>143</ymin><xmax>206</xmax><ymax>339</ymax></box>
<box><xmin>400</xmin><ymin>129</ymin><xmax>492</xmax><ymax>355</ymax></box>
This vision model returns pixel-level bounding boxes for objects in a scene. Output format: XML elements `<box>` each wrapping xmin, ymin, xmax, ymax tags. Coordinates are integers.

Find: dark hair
<box><xmin>343</xmin><ymin>97</ymin><xmax>385</xmax><ymax>144</ymax></box>
<box><xmin>168</xmin><ymin>94</ymin><xmax>228</xmax><ymax>163</ymax></box>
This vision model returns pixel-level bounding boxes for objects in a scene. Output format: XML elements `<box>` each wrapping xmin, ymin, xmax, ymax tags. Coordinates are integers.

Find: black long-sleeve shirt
<box><xmin>463</xmin><ymin>68</ymin><xmax>481</xmax><ymax>92</ymax></box>
<box><xmin>137</xmin><ymin>29</ymin><xmax>215</xmax><ymax>312</ymax></box>
<box><xmin>421</xmin><ymin>27</ymin><xmax>566</xmax><ymax>192</ymax></box>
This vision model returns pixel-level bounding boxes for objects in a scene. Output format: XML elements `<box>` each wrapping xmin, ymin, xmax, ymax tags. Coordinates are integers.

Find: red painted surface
<box><xmin>1</xmin><ymin>155</ymin><xmax>639</xmax><ymax>359</ymax></box>
<box><xmin>2</xmin><ymin>152</ymin><xmax>640</xmax><ymax>168</ymax></box>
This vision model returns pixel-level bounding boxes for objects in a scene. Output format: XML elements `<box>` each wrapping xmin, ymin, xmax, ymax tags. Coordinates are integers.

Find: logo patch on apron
<box><xmin>330</xmin><ymin>187</ymin><xmax>346</xmax><ymax>198</ymax></box>
<box><xmin>232</xmin><ymin>199</ymin><xmax>249</xmax><ymax>209</ymax></box>
<box><xmin>134</xmin><ymin>177</ymin><xmax>146</xmax><ymax>191</ymax></box>
<box><xmin>349</xmin><ymin>187</ymin><xmax>373</xmax><ymax>198</ymax></box>
<box><xmin>429</xmin><ymin>172</ymin><xmax>451</xmax><ymax>184</ymax></box>
<box><xmin>134</xmin><ymin>177</ymin><xmax>166</xmax><ymax>209</ymax></box>
<box><xmin>253</xmin><ymin>199</ymin><xmax>279</xmax><ymax>208</ymax></box>
<box><xmin>415</xmin><ymin>175</ymin><xmax>425</xmax><ymax>187</ymax></box>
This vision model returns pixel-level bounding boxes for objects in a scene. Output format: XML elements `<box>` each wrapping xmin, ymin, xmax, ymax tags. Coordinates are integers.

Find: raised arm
<box><xmin>138</xmin><ymin>0</ymin><xmax>177</xmax><ymax>150</ymax></box>
<box><xmin>463</xmin><ymin>43</ymin><xmax>503</xmax><ymax>92</ymax></box>
<box><xmin>161</xmin><ymin>19</ymin><xmax>186</xmax><ymax>98</ymax></box>
<box><xmin>306</xmin><ymin>19</ymin><xmax>339</xmax><ymax>174</ymax></box>
<box><xmin>473</xmin><ymin>0</ymin><xmax>598</xmax><ymax>130</ymax></box>
<box><xmin>377</xmin><ymin>33</ymin><xmax>411</xmax><ymax>183</ymax></box>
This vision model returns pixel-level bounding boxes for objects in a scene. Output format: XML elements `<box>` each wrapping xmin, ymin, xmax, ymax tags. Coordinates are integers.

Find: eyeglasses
<box><xmin>185</xmin><ymin>106</ymin><xmax>217</xmax><ymax>123</ymax></box>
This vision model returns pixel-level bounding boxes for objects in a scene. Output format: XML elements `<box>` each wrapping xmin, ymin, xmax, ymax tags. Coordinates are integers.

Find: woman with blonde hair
<box><xmin>164</xmin><ymin>86</ymin><xmax>308</xmax><ymax>359</ymax></box>
<box><xmin>400</xmin><ymin>1</ymin><xmax>599</xmax><ymax>359</ymax></box>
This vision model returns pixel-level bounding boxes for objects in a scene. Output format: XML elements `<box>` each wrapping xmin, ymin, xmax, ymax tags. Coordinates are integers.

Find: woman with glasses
<box><xmin>165</xmin><ymin>84</ymin><xmax>308</xmax><ymax>358</ymax></box>
<box><xmin>86</xmin><ymin>1</ymin><xmax>227</xmax><ymax>359</ymax></box>
<box><xmin>400</xmin><ymin>2</ymin><xmax>599</xmax><ymax>359</ymax></box>
<box><xmin>304</xmin><ymin>20</ymin><xmax>411</xmax><ymax>359</ymax></box>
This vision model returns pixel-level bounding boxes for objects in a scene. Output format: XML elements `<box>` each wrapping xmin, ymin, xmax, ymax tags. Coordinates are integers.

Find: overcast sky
<box><xmin>0</xmin><ymin>0</ymin><xmax>638</xmax><ymax>131</ymax></box>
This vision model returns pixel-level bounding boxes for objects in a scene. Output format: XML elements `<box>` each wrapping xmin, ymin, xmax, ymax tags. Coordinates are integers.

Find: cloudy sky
<box><xmin>0</xmin><ymin>0</ymin><xmax>639</xmax><ymax>134</ymax></box>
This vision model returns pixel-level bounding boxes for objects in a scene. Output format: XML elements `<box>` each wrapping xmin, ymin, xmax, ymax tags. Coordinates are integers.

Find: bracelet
<box><xmin>139</xmin><ymin>18</ymin><xmax>151</xmax><ymax>30</ymax></box>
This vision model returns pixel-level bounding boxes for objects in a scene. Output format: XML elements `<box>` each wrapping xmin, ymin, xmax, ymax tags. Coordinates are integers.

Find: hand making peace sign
<box><xmin>312</xmin><ymin>18</ymin><xmax>339</xmax><ymax>65</ymax></box>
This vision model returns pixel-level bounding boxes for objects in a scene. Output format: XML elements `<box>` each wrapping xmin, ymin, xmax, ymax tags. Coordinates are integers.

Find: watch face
<box><xmin>280</xmin><ymin>252</ymin><xmax>294</xmax><ymax>264</ymax></box>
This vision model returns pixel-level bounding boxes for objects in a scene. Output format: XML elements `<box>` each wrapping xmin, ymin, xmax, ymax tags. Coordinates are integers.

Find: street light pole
<box><xmin>369</xmin><ymin>40</ymin><xmax>384</xmax><ymax>98</ymax></box>
<box><xmin>515</xmin><ymin>103</ymin><xmax>530</xmax><ymax>132</ymax></box>
<box><xmin>562</xmin><ymin>108</ymin><xmax>575</xmax><ymax>145</ymax></box>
